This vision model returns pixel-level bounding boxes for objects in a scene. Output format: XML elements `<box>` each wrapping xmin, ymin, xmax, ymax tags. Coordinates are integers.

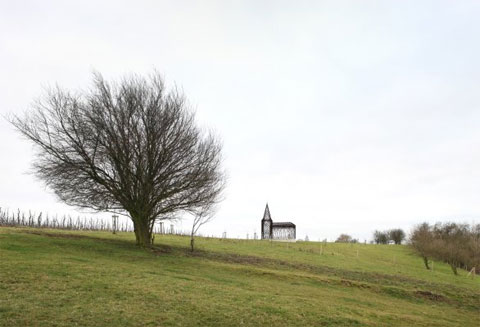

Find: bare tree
<box><xmin>410</xmin><ymin>223</ymin><xmax>433</xmax><ymax>269</ymax></box>
<box><xmin>190</xmin><ymin>204</ymin><xmax>217</xmax><ymax>252</ymax></box>
<box><xmin>388</xmin><ymin>229</ymin><xmax>406</xmax><ymax>245</ymax></box>
<box><xmin>373</xmin><ymin>230</ymin><xmax>389</xmax><ymax>244</ymax></box>
<box><xmin>335</xmin><ymin>234</ymin><xmax>357</xmax><ymax>243</ymax></box>
<box><xmin>9</xmin><ymin>72</ymin><xmax>225</xmax><ymax>247</ymax></box>
<box><xmin>409</xmin><ymin>222</ymin><xmax>480</xmax><ymax>274</ymax></box>
<box><xmin>431</xmin><ymin>222</ymin><xmax>472</xmax><ymax>275</ymax></box>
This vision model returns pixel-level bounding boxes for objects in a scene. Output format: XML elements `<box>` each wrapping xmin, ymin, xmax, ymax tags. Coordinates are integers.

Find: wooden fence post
<box><xmin>467</xmin><ymin>267</ymin><xmax>476</xmax><ymax>279</ymax></box>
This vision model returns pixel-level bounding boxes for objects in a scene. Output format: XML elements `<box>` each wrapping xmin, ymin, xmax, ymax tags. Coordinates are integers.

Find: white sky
<box><xmin>1</xmin><ymin>0</ymin><xmax>479</xmax><ymax>241</ymax></box>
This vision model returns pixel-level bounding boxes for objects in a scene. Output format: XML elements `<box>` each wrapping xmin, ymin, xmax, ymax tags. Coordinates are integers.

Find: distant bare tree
<box><xmin>410</xmin><ymin>223</ymin><xmax>433</xmax><ymax>269</ymax></box>
<box><xmin>388</xmin><ymin>229</ymin><xmax>406</xmax><ymax>245</ymax></box>
<box><xmin>9</xmin><ymin>72</ymin><xmax>225</xmax><ymax>247</ymax></box>
<box><xmin>190</xmin><ymin>204</ymin><xmax>217</xmax><ymax>252</ymax></box>
<box><xmin>335</xmin><ymin>234</ymin><xmax>357</xmax><ymax>243</ymax></box>
<box><xmin>373</xmin><ymin>230</ymin><xmax>389</xmax><ymax>244</ymax></box>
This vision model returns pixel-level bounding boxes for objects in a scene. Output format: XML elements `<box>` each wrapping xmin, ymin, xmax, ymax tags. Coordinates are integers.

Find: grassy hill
<box><xmin>0</xmin><ymin>227</ymin><xmax>478</xmax><ymax>326</ymax></box>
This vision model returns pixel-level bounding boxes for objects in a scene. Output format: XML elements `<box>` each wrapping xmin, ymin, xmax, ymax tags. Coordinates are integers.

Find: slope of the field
<box><xmin>0</xmin><ymin>227</ymin><xmax>478</xmax><ymax>326</ymax></box>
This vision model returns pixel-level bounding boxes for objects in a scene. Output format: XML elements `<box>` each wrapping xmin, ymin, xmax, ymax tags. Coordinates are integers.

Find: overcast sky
<box><xmin>1</xmin><ymin>0</ymin><xmax>479</xmax><ymax>241</ymax></box>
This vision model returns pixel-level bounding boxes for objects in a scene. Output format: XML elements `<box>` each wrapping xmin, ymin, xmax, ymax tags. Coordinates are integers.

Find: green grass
<box><xmin>0</xmin><ymin>227</ymin><xmax>478</xmax><ymax>326</ymax></box>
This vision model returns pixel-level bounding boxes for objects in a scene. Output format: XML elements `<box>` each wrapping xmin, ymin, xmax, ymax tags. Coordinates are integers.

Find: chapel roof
<box><xmin>272</xmin><ymin>222</ymin><xmax>296</xmax><ymax>228</ymax></box>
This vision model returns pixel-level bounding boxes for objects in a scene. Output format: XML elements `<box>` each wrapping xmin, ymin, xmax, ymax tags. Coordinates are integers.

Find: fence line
<box><xmin>0</xmin><ymin>207</ymin><xmax>133</xmax><ymax>232</ymax></box>
<box><xmin>0</xmin><ymin>207</ymin><xmax>193</xmax><ymax>236</ymax></box>
<box><xmin>0</xmin><ymin>207</ymin><xmax>248</xmax><ymax>239</ymax></box>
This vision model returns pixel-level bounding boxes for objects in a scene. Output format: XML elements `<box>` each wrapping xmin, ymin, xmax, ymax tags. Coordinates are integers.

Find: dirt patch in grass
<box><xmin>150</xmin><ymin>244</ymin><xmax>173</xmax><ymax>254</ymax></box>
<box><xmin>20</xmin><ymin>229</ymin><xmax>109</xmax><ymax>241</ymax></box>
<box><xmin>414</xmin><ymin>290</ymin><xmax>446</xmax><ymax>302</ymax></box>
<box><xmin>338</xmin><ymin>279</ymin><xmax>371</xmax><ymax>289</ymax></box>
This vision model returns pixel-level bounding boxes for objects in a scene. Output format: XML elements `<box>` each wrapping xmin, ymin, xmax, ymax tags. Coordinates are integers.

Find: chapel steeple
<box><xmin>262</xmin><ymin>203</ymin><xmax>272</xmax><ymax>221</ymax></box>
<box><xmin>261</xmin><ymin>203</ymin><xmax>272</xmax><ymax>239</ymax></box>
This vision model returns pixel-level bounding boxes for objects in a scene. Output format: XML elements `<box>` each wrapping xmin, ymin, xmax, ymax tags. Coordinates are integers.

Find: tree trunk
<box><xmin>190</xmin><ymin>234</ymin><xmax>195</xmax><ymax>252</ymax></box>
<box><xmin>450</xmin><ymin>263</ymin><xmax>458</xmax><ymax>275</ymax></box>
<box><xmin>423</xmin><ymin>256</ymin><xmax>430</xmax><ymax>270</ymax></box>
<box><xmin>133</xmin><ymin>218</ymin><xmax>152</xmax><ymax>247</ymax></box>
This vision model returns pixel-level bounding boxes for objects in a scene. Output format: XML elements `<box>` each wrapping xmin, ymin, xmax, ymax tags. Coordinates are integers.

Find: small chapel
<box><xmin>261</xmin><ymin>204</ymin><xmax>296</xmax><ymax>240</ymax></box>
